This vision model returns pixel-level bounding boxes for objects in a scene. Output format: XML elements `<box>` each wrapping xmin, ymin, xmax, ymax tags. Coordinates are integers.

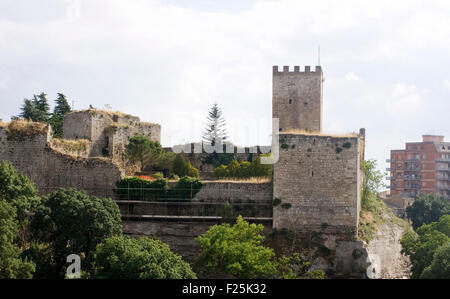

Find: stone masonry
<box><xmin>272</xmin><ymin>65</ymin><xmax>323</xmax><ymax>132</ymax></box>
<box><xmin>272</xmin><ymin>65</ymin><xmax>364</xmax><ymax>237</ymax></box>
<box><xmin>63</xmin><ymin>109</ymin><xmax>161</xmax><ymax>159</ymax></box>
<box><xmin>273</xmin><ymin>133</ymin><xmax>362</xmax><ymax>236</ymax></box>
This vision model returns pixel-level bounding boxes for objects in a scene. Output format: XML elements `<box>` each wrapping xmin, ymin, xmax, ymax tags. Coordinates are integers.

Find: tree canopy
<box><xmin>406</xmin><ymin>193</ymin><xmax>450</xmax><ymax>230</ymax></box>
<box><xmin>125</xmin><ymin>135</ymin><xmax>164</xmax><ymax>171</ymax></box>
<box><xmin>401</xmin><ymin>215</ymin><xmax>450</xmax><ymax>278</ymax></box>
<box><xmin>195</xmin><ymin>215</ymin><xmax>276</xmax><ymax>278</ymax></box>
<box><xmin>29</xmin><ymin>188</ymin><xmax>122</xmax><ymax>278</ymax></box>
<box><xmin>18</xmin><ymin>93</ymin><xmax>50</xmax><ymax>123</ymax></box>
<box><xmin>0</xmin><ymin>161</ymin><xmax>40</xmax><ymax>227</ymax></box>
<box><xmin>50</xmin><ymin>93</ymin><xmax>72</xmax><ymax>138</ymax></box>
<box><xmin>91</xmin><ymin>235</ymin><xmax>196</xmax><ymax>279</ymax></box>
<box><xmin>0</xmin><ymin>201</ymin><xmax>35</xmax><ymax>279</ymax></box>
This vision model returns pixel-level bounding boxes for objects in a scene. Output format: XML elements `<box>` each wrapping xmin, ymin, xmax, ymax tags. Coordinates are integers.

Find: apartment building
<box><xmin>388</xmin><ymin>135</ymin><xmax>450</xmax><ymax>199</ymax></box>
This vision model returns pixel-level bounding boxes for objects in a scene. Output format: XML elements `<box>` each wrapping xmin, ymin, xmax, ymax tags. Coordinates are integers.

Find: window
<box><xmin>289</xmin><ymin>99</ymin><xmax>292</xmax><ymax>104</ymax></box>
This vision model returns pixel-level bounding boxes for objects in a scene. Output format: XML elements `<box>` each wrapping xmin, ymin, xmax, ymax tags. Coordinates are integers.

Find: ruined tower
<box><xmin>272</xmin><ymin>65</ymin><xmax>323</xmax><ymax>133</ymax></box>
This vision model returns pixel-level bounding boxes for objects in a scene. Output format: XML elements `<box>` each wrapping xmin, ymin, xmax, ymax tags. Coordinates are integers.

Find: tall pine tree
<box><xmin>50</xmin><ymin>93</ymin><xmax>72</xmax><ymax>138</ymax></box>
<box><xmin>18</xmin><ymin>92</ymin><xmax>50</xmax><ymax>122</ymax></box>
<box><xmin>202</xmin><ymin>103</ymin><xmax>228</xmax><ymax>146</ymax></box>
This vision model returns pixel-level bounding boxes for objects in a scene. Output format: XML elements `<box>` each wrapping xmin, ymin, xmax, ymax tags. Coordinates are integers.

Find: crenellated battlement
<box><xmin>273</xmin><ymin>65</ymin><xmax>322</xmax><ymax>75</ymax></box>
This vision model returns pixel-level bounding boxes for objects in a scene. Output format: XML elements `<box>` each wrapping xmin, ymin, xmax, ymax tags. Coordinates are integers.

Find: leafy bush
<box><xmin>172</xmin><ymin>153</ymin><xmax>200</xmax><ymax>178</ymax></box>
<box><xmin>213</xmin><ymin>154</ymin><xmax>273</xmax><ymax>179</ymax></box>
<box><xmin>401</xmin><ymin>215</ymin><xmax>450</xmax><ymax>278</ymax></box>
<box><xmin>195</xmin><ymin>216</ymin><xmax>276</xmax><ymax>278</ymax></box>
<box><xmin>115</xmin><ymin>176</ymin><xmax>168</xmax><ymax>201</ymax></box>
<box><xmin>92</xmin><ymin>235</ymin><xmax>196</xmax><ymax>279</ymax></box>
<box><xmin>29</xmin><ymin>188</ymin><xmax>122</xmax><ymax>278</ymax></box>
<box><xmin>171</xmin><ymin>176</ymin><xmax>203</xmax><ymax>199</ymax></box>
<box><xmin>406</xmin><ymin>194</ymin><xmax>450</xmax><ymax>230</ymax></box>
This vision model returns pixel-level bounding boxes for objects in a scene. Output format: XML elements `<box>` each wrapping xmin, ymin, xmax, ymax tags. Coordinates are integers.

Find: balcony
<box><xmin>404</xmin><ymin>185</ymin><xmax>421</xmax><ymax>190</ymax></box>
<box><xmin>403</xmin><ymin>159</ymin><xmax>421</xmax><ymax>162</ymax></box>
<box><xmin>386</xmin><ymin>168</ymin><xmax>391</xmax><ymax>171</ymax></box>
<box><xmin>436</xmin><ymin>158</ymin><xmax>450</xmax><ymax>162</ymax></box>
<box><xmin>437</xmin><ymin>186</ymin><xmax>450</xmax><ymax>191</ymax></box>
<box><xmin>437</xmin><ymin>177</ymin><xmax>450</xmax><ymax>181</ymax></box>
<box><xmin>386</xmin><ymin>159</ymin><xmax>394</xmax><ymax>163</ymax></box>
<box><xmin>386</xmin><ymin>176</ymin><xmax>395</xmax><ymax>181</ymax></box>
<box><xmin>404</xmin><ymin>176</ymin><xmax>421</xmax><ymax>181</ymax></box>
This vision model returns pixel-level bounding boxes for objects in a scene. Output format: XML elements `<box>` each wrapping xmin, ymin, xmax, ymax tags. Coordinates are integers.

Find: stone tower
<box><xmin>272</xmin><ymin>66</ymin><xmax>323</xmax><ymax>132</ymax></box>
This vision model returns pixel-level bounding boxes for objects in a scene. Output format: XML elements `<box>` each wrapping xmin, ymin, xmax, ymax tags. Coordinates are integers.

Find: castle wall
<box><xmin>273</xmin><ymin>133</ymin><xmax>361</xmax><ymax>236</ymax></box>
<box><xmin>272</xmin><ymin>66</ymin><xmax>323</xmax><ymax>132</ymax></box>
<box><xmin>122</xmin><ymin>218</ymin><xmax>273</xmax><ymax>262</ymax></box>
<box><xmin>63</xmin><ymin>112</ymin><xmax>93</xmax><ymax>140</ymax></box>
<box><xmin>63</xmin><ymin>110</ymin><xmax>161</xmax><ymax>160</ymax></box>
<box><xmin>0</xmin><ymin>125</ymin><xmax>123</xmax><ymax>197</ymax></box>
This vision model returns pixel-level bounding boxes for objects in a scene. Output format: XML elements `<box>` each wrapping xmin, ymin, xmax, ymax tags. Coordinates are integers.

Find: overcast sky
<box><xmin>1</xmin><ymin>0</ymin><xmax>449</xmax><ymax>176</ymax></box>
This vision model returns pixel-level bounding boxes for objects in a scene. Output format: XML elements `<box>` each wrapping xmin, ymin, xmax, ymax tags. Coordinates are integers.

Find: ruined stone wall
<box><xmin>63</xmin><ymin>111</ymin><xmax>92</xmax><ymax>140</ymax></box>
<box><xmin>63</xmin><ymin>109</ymin><xmax>161</xmax><ymax>160</ymax></box>
<box><xmin>0</xmin><ymin>125</ymin><xmax>123</xmax><ymax>197</ymax></box>
<box><xmin>122</xmin><ymin>218</ymin><xmax>273</xmax><ymax>262</ymax></box>
<box><xmin>273</xmin><ymin>133</ymin><xmax>362</xmax><ymax>236</ymax></box>
<box><xmin>272</xmin><ymin>66</ymin><xmax>323</xmax><ymax>132</ymax></box>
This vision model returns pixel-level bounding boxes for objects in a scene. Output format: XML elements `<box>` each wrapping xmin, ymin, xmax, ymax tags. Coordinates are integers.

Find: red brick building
<box><xmin>388</xmin><ymin>135</ymin><xmax>450</xmax><ymax>200</ymax></box>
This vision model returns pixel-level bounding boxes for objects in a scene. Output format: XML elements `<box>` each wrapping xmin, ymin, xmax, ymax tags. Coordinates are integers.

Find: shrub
<box><xmin>172</xmin><ymin>176</ymin><xmax>203</xmax><ymax>199</ymax></box>
<box><xmin>92</xmin><ymin>236</ymin><xmax>196</xmax><ymax>279</ymax></box>
<box><xmin>213</xmin><ymin>154</ymin><xmax>273</xmax><ymax>179</ymax></box>
<box><xmin>115</xmin><ymin>176</ymin><xmax>168</xmax><ymax>201</ymax></box>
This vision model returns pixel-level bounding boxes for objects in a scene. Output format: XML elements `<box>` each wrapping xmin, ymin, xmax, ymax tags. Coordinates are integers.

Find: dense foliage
<box><xmin>50</xmin><ymin>93</ymin><xmax>72</xmax><ymax>138</ymax></box>
<box><xmin>358</xmin><ymin>159</ymin><xmax>388</xmax><ymax>243</ymax></box>
<box><xmin>173</xmin><ymin>176</ymin><xmax>203</xmax><ymax>199</ymax></box>
<box><xmin>0</xmin><ymin>161</ymin><xmax>40</xmax><ymax>229</ymax></box>
<box><xmin>195</xmin><ymin>216</ymin><xmax>324</xmax><ymax>279</ymax></box>
<box><xmin>125</xmin><ymin>135</ymin><xmax>164</xmax><ymax>171</ymax></box>
<box><xmin>91</xmin><ymin>235</ymin><xmax>196</xmax><ymax>279</ymax></box>
<box><xmin>172</xmin><ymin>153</ymin><xmax>200</xmax><ymax>178</ymax></box>
<box><xmin>115</xmin><ymin>176</ymin><xmax>203</xmax><ymax>201</ymax></box>
<box><xmin>115</xmin><ymin>176</ymin><xmax>169</xmax><ymax>200</ymax></box>
<box><xmin>406</xmin><ymin>194</ymin><xmax>450</xmax><ymax>230</ymax></box>
<box><xmin>401</xmin><ymin>215</ymin><xmax>450</xmax><ymax>279</ymax></box>
<box><xmin>29</xmin><ymin>188</ymin><xmax>122</xmax><ymax>278</ymax></box>
<box><xmin>213</xmin><ymin>154</ymin><xmax>273</xmax><ymax>179</ymax></box>
<box><xmin>195</xmin><ymin>216</ymin><xmax>276</xmax><ymax>278</ymax></box>
<box><xmin>0</xmin><ymin>201</ymin><xmax>35</xmax><ymax>279</ymax></box>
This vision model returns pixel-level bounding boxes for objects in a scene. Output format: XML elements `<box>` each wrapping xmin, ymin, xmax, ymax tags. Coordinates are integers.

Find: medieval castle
<box><xmin>0</xmin><ymin>66</ymin><xmax>410</xmax><ymax>278</ymax></box>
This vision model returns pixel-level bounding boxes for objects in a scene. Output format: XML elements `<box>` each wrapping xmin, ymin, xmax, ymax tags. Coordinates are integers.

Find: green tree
<box><xmin>50</xmin><ymin>93</ymin><xmax>72</xmax><ymax>138</ymax></box>
<box><xmin>361</xmin><ymin>159</ymin><xmax>385</xmax><ymax>210</ymax></box>
<box><xmin>195</xmin><ymin>216</ymin><xmax>276</xmax><ymax>278</ymax></box>
<box><xmin>186</xmin><ymin>161</ymin><xmax>200</xmax><ymax>178</ymax></box>
<box><xmin>172</xmin><ymin>153</ymin><xmax>189</xmax><ymax>177</ymax></box>
<box><xmin>154</xmin><ymin>151</ymin><xmax>176</xmax><ymax>176</ymax></box>
<box><xmin>227</xmin><ymin>160</ymin><xmax>241</xmax><ymax>178</ymax></box>
<box><xmin>125</xmin><ymin>135</ymin><xmax>164</xmax><ymax>171</ymax></box>
<box><xmin>92</xmin><ymin>235</ymin><xmax>196</xmax><ymax>279</ymax></box>
<box><xmin>18</xmin><ymin>93</ymin><xmax>50</xmax><ymax>122</ymax></box>
<box><xmin>406</xmin><ymin>194</ymin><xmax>450</xmax><ymax>230</ymax></box>
<box><xmin>0</xmin><ymin>161</ymin><xmax>40</xmax><ymax>228</ymax></box>
<box><xmin>29</xmin><ymin>188</ymin><xmax>122</xmax><ymax>278</ymax></box>
<box><xmin>420</xmin><ymin>242</ymin><xmax>450</xmax><ymax>279</ymax></box>
<box><xmin>202</xmin><ymin>103</ymin><xmax>228</xmax><ymax>146</ymax></box>
<box><xmin>250</xmin><ymin>154</ymin><xmax>273</xmax><ymax>177</ymax></box>
<box><xmin>213</xmin><ymin>164</ymin><xmax>228</xmax><ymax>178</ymax></box>
<box><xmin>401</xmin><ymin>215</ymin><xmax>450</xmax><ymax>278</ymax></box>
<box><xmin>0</xmin><ymin>201</ymin><xmax>35</xmax><ymax>279</ymax></box>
